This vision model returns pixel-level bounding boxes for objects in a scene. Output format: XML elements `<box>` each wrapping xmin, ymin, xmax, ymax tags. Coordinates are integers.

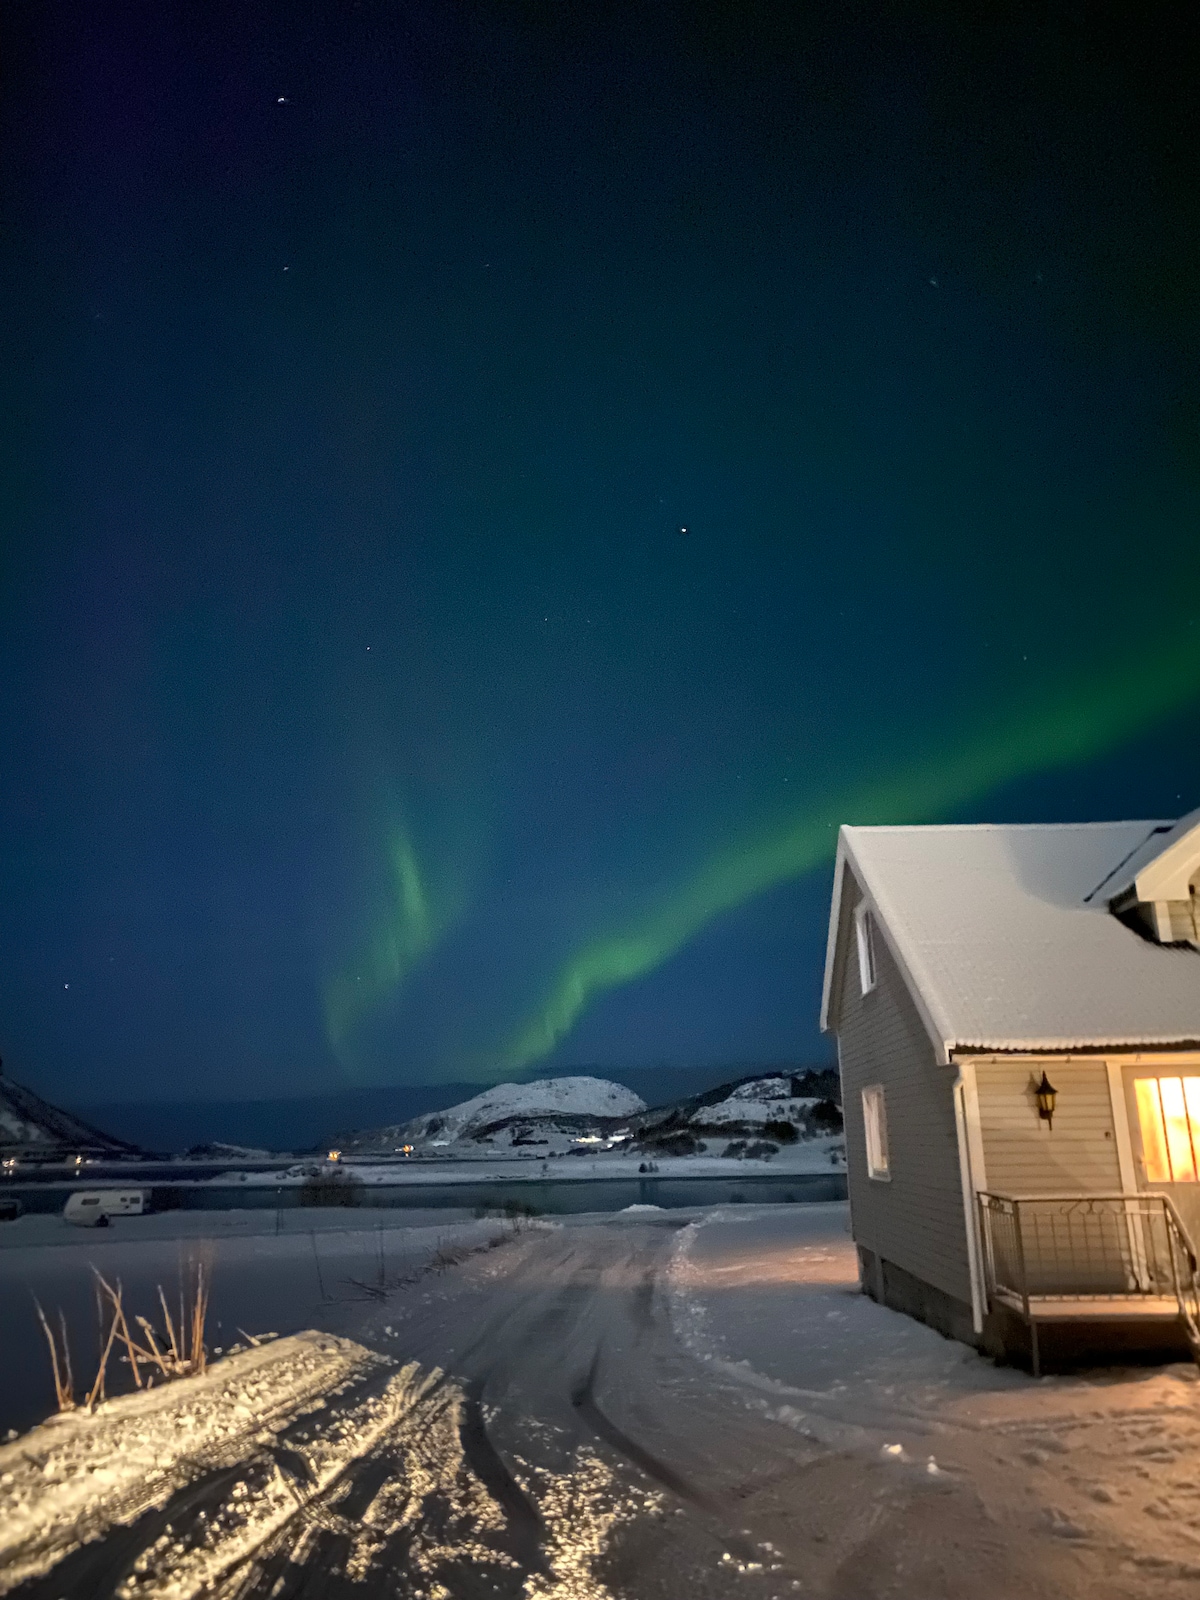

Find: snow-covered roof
<box><xmin>820</xmin><ymin>820</ymin><xmax>1200</xmax><ymax>1061</ymax></box>
<box><xmin>1090</xmin><ymin>803</ymin><xmax>1200</xmax><ymax>905</ymax></box>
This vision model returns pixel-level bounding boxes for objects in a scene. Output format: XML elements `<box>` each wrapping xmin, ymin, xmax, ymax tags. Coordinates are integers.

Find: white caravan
<box><xmin>63</xmin><ymin>1189</ymin><xmax>148</xmax><ymax>1226</ymax></box>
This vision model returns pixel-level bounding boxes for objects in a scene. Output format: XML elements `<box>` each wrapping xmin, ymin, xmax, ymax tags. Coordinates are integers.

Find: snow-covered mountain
<box><xmin>630</xmin><ymin>1069</ymin><xmax>842</xmax><ymax>1150</ymax></box>
<box><xmin>339</xmin><ymin>1076</ymin><xmax>646</xmax><ymax>1154</ymax></box>
<box><xmin>681</xmin><ymin>1074</ymin><xmax>834</xmax><ymax>1128</ymax></box>
<box><xmin>334</xmin><ymin>1069</ymin><xmax>842</xmax><ymax>1163</ymax></box>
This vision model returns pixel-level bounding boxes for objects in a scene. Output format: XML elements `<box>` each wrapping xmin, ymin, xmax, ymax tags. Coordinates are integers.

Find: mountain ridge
<box><xmin>337</xmin><ymin>1069</ymin><xmax>842</xmax><ymax>1159</ymax></box>
<box><xmin>72</xmin><ymin>1063</ymin><xmax>836</xmax><ymax>1154</ymax></box>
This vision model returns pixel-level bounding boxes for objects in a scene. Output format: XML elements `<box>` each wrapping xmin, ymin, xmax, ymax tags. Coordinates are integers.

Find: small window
<box><xmin>855</xmin><ymin>905</ymin><xmax>877</xmax><ymax>995</ymax></box>
<box><xmin>862</xmin><ymin>1085</ymin><xmax>890</xmax><ymax>1180</ymax></box>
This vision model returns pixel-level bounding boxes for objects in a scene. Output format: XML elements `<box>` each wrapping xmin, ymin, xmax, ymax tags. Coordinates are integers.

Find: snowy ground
<box><xmin>0</xmin><ymin>1209</ymin><xmax>489</xmax><ymax>1438</ymax></box>
<box><xmin>668</xmin><ymin>1205</ymin><xmax>1200</xmax><ymax>1593</ymax></box>
<box><xmin>0</xmin><ymin>1330</ymin><xmax>644</xmax><ymax>1600</ymax></box>
<box><xmin>666</xmin><ymin>1203</ymin><xmax>1022</xmax><ymax>1424</ymax></box>
<box><xmin>0</xmin><ymin>1204</ymin><xmax>480</xmax><ymax>1252</ymax></box>
<box><xmin>5</xmin><ymin>1202</ymin><xmax>1200</xmax><ymax>1597</ymax></box>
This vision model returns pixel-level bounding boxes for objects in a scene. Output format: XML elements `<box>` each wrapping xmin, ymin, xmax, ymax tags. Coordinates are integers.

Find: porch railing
<box><xmin>977</xmin><ymin>1192</ymin><xmax>1200</xmax><ymax>1373</ymax></box>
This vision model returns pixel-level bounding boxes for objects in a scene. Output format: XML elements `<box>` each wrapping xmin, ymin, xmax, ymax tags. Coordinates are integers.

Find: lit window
<box><xmin>1134</xmin><ymin>1077</ymin><xmax>1200</xmax><ymax>1183</ymax></box>
<box><xmin>855</xmin><ymin>905</ymin><xmax>877</xmax><ymax>995</ymax></box>
<box><xmin>862</xmin><ymin>1085</ymin><xmax>890</xmax><ymax>1180</ymax></box>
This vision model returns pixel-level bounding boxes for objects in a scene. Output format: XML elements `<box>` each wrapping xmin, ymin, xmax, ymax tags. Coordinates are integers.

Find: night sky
<box><xmin>3</xmin><ymin>1</ymin><xmax>1200</xmax><ymax>1104</ymax></box>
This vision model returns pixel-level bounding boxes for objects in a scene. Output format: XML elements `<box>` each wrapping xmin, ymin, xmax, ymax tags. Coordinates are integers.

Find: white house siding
<box><xmin>972</xmin><ymin>1058</ymin><xmax>1121</xmax><ymax>1195</ymax></box>
<box><xmin>835</xmin><ymin>872</ymin><xmax>973</xmax><ymax>1307</ymax></box>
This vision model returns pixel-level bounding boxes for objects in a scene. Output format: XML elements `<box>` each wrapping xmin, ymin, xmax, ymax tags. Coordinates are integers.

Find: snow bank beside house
<box><xmin>666</xmin><ymin>1203</ymin><xmax>1008</xmax><ymax>1427</ymax></box>
<box><xmin>669</xmin><ymin>1203</ymin><xmax>1200</xmax><ymax>1584</ymax></box>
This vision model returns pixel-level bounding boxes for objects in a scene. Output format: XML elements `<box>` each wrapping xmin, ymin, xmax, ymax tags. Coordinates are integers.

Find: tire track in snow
<box><xmin>569</xmin><ymin>1352</ymin><xmax>756</xmax><ymax>1567</ymax></box>
<box><xmin>3</xmin><ymin>1334</ymin><xmax>654</xmax><ymax>1600</ymax></box>
<box><xmin>0</xmin><ymin>1332</ymin><xmax>386</xmax><ymax>1595</ymax></box>
<box><xmin>459</xmin><ymin>1379</ymin><xmax>549</xmax><ymax>1576</ymax></box>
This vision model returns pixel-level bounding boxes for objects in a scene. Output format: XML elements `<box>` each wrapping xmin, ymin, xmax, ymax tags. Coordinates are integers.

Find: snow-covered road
<box><xmin>5</xmin><ymin>1204</ymin><xmax>1200</xmax><ymax>1597</ymax></box>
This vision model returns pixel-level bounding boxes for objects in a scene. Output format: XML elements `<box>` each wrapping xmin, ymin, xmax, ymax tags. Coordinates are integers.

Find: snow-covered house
<box><xmin>821</xmin><ymin>810</ymin><xmax>1200</xmax><ymax>1372</ymax></box>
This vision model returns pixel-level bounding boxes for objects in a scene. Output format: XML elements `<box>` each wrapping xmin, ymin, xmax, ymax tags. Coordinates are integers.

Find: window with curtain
<box><xmin>855</xmin><ymin>905</ymin><xmax>877</xmax><ymax>995</ymax></box>
<box><xmin>862</xmin><ymin>1084</ymin><xmax>889</xmax><ymax>1179</ymax></box>
<box><xmin>1134</xmin><ymin>1077</ymin><xmax>1200</xmax><ymax>1183</ymax></box>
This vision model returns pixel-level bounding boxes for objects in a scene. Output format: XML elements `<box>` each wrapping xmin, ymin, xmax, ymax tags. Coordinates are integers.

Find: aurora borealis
<box><xmin>2</xmin><ymin>1</ymin><xmax>1200</xmax><ymax>1101</ymax></box>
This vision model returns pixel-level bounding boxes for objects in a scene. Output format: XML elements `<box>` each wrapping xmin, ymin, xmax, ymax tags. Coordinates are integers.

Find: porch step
<box><xmin>994</xmin><ymin>1290</ymin><xmax>1182</xmax><ymax>1322</ymax></box>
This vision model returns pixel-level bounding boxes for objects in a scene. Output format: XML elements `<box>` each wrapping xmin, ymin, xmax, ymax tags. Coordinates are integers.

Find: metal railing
<box><xmin>977</xmin><ymin>1192</ymin><xmax>1200</xmax><ymax>1370</ymax></box>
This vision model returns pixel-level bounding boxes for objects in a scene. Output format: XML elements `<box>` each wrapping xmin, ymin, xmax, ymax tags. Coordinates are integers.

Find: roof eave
<box><xmin>818</xmin><ymin>834</ymin><xmax>849</xmax><ymax>1034</ymax></box>
<box><xmin>949</xmin><ymin>1035</ymin><xmax>1200</xmax><ymax>1057</ymax></box>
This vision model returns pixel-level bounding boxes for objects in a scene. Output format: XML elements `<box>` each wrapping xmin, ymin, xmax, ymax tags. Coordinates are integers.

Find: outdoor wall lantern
<box><xmin>1034</xmin><ymin>1072</ymin><xmax>1058</xmax><ymax>1130</ymax></box>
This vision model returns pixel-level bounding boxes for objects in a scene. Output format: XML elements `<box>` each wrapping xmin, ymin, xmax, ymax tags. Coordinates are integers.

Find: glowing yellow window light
<box><xmin>1136</xmin><ymin>1079</ymin><xmax>1171</xmax><ymax>1182</ymax></box>
<box><xmin>1184</xmin><ymin>1078</ymin><xmax>1200</xmax><ymax>1158</ymax></box>
<box><xmin>1135</xmin><ymin>1076</ymin><xmax>1200</xmax><ymax>1183</ymax></box>
<box><xmin>1159</xmin><ymin>1078</ymin><xmax>1198</xmax><ymax>1183</ymax></box>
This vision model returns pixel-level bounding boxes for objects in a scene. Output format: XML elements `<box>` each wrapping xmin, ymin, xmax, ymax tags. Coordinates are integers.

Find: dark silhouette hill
<box><xmin>0</xmin><ymin>1058</ymin><xmax>142</xmax><ymax>1157</ymax></box>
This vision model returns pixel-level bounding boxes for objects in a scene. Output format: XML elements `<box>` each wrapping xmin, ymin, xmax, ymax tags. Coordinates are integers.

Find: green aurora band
<box><xmin>324</xmin><ymin>820</ymin><xmax>461</xmax><ymax>1061</ymax></box>
<box><xmin>502</xmin><ymin>631</ymin><xmax>1200</xmax><ymax>1071</ymax></box>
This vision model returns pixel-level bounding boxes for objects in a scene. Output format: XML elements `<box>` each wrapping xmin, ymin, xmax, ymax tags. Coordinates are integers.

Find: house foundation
<box><xmin>857</xmin><ymin>1245</ymin><xmax>1194</xmax><ymax>1371</ymax></box>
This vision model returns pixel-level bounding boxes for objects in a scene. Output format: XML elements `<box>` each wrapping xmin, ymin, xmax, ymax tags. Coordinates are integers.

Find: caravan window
<box><xmin>862</xmin><ymin>1085</ymin><xmax>890</xmax><ymax>1180</ymax></box>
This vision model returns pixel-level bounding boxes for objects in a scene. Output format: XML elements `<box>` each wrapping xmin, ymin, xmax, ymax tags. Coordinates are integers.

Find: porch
<box><xmin>977</xmin><ymin>1192</ymin><xmax>1200</xmax><ymax>1376</ymax></box>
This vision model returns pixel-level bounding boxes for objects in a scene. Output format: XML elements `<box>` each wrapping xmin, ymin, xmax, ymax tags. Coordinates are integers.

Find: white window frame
<box><xmin>855</xmin><ymin>904</ymin><xmax>877</xmax><ymax>995</ymax></box>
<box><xmin>862</xmin><ymin>1084</ymin><xmax>890</xmax><ymax>1180</ymax></box>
